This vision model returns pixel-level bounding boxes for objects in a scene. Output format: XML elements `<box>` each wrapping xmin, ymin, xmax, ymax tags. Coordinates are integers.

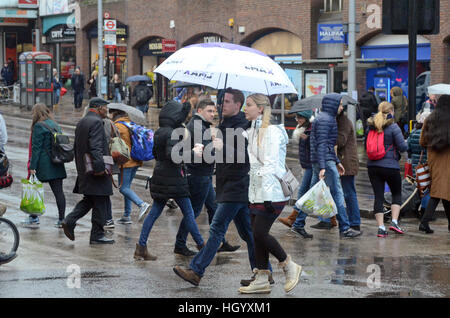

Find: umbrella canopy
<box><xmin>289</xmin><ymin>94</ymin><xmax>358</xmax><ymax>113</ymax></box>
<box><xmin>427</xmin><ymin>83</ymin><xmax>450</xmax><ymax>95</ymax></box>
<box><xmin>107</xmin><ymin>103</ymin><xmax>146</xmax><ymax>125</ymax></box>
<box><xmin>125</xmin><ymin>75</ymin><xmax>151</xmax><ymax>83</ymax></box>
<box><xmin>170</xmin><ymin>81</ymin><xmax>201</xmax><ymax>88</ymax></box>
<box><xmin>154</xmin><ymin>42</ymin><xmax>297</xmax><ymax>95</ymax></box>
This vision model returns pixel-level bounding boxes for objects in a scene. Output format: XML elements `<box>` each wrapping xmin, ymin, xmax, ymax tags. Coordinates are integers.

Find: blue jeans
<box><xmin>138</xmin><ymin>197</ymin><xmax>204</xmax><ymax>247</ymax></box>
<box><xmin>136</xmin><ymin>104</ymin><xmax>148</xmax><ymax>113</ymax></box>
<box><xmin>54</xmin><ymin>89</ymin><xmax>60</xmax><ymax>105</ymax></box>
<box><xmin>114</xmin><ymin>87</ymin><xmax>122</xmax><ymax>102</ymax></box>
<box><xmin>292</xmin><ymin>168</ymin><xmax>313</xmax><ymax>229</ymax></box>
<box><xmin>340</xmin><ymin>175</ymin><xmax>361</xmax><ymax>227</ymax></box>
<box><xmin>119</xmin><ymin>166</ymin><xmax>144</xmax><ymax>217</ymax></box>
<box><xmin>312</xmin><ymin>162</ymin><xmax>350</xmax><ymax>232</ymax></box>
<box><xmin>189</xmin><ymin>202</ymin><xmax>256</xmax><ymax>277</ymax></box>
<box><xmin>175</xmin><ymin>175</ymin><xmax>223</xmax><ymax>248</ymax></box>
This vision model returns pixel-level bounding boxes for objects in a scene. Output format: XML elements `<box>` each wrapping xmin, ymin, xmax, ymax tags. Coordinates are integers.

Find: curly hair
<box><xmin>421</xmin><ymin>94</ymin><xmax>450</xmax><ymax>151</ymax></box>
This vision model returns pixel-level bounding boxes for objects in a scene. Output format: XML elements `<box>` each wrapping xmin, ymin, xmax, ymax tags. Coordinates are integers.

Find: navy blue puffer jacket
<box><xmin>310</xmin><ymin>93</ymin><xmax>342</xmax><ymax>170</ymax></box>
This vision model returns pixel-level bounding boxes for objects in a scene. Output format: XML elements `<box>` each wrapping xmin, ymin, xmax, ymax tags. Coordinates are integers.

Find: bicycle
<box><xmin>0</xmin><ymin>211</ymin><xmax>19</xmax><ymax>265</ymax></box>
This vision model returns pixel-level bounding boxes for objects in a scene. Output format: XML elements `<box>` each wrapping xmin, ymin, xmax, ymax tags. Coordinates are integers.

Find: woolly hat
<box><xmin>296</xmin><ymin>110</ymin><xmax>313</xmax><ymax>120</ymax></box>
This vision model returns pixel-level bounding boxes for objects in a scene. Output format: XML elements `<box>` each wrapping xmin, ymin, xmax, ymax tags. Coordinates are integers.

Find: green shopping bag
<box><xmin>295</xmin><ymin>179</ymin><xmax>337</xmax><ymax>218</ymax></box>
<box><xmin>356</xmin><ymin>119</ymin><xmax>364</xmax><ymax>137</ymax></box>
<box><xmin>20</xmin><ymin>175</ymin><xmax>45</xmax><ymax>215</ymax></box>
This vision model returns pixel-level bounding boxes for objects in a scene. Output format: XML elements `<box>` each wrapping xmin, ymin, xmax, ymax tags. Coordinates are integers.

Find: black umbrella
<box><xmin>288</xmin><ymin>94</ymin><xmax>358</xmax><ymax>114</ymax></box>
<box><xmin>125</xmin><ymin>75</ymin><xmax>151</xmax><ymax>83</ymax></box>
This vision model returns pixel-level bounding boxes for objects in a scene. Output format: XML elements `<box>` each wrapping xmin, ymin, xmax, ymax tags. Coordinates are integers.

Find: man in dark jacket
<box><xmin>309</xmin><ymin>93</ymin><xmax>361</xmax><ymax>238</ymax></box>
<box><xmin>174</xmin><ymin>88</ymin><xmax>259</xmax><ymax>287</ymax></box>
<box><xmin>62</xmin><ymin>97</ymin><xmax>115</xmax><ymax>244</ymax></box>
<box><xmin>133</xmin><ymin>81</ymin><xmax>153</xmax><ymax>114</ymax></box>
<box><xmin>359</xmin><ymin>87</ymin><xmax>379</xmax><ymax>132</ymax></box>
<box><xmin>71</xmin><ymin>66</ymin><xmax>85</xmax><ymax>110</ymax></box>
<box><xmin>174</xmin><ymin>98</ymin><xmax>240</xmax><ymax>256</ymax></box>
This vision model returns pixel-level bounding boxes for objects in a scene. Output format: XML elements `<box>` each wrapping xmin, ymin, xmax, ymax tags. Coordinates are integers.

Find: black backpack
<box><xmin>40</xmin><ymin>122</ymin><xmax>74</xmax><ymax>164</ymax></box>
<box><xmin>135</xmin><ymin>86</ymin><xmax>149</xmax><ymax>105</ymax></box>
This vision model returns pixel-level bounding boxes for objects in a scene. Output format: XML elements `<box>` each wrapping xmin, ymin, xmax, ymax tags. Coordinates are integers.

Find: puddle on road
<box><xmin>0</xmin><ymin>271</ymin><xmax>120</xmax><ymax>283</ymax></box>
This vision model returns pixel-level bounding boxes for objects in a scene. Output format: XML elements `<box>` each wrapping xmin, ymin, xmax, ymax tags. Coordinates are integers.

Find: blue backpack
<box><xmin>117</xmin><ymin>121</ymin><xmax>154</xmax><ymax>161</ymax></box>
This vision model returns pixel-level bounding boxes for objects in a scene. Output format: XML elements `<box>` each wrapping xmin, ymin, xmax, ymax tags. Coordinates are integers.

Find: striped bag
<box><xmin>415</xmin><ymin>151</ymin><xmax>431</xmax><ymax>197</ymax></box>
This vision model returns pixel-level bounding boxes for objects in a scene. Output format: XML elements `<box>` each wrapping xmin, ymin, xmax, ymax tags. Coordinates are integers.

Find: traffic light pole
<box><xmin>408</xmin><ymin>0</ymin><xmax>417</xmax><ymax>123</ymax></box>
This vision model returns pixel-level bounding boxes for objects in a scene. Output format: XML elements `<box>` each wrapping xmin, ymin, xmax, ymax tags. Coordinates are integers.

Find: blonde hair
<box><xmin>91</xmin><ymin>70</ymin><xmax>98</xmax><ymax>78</ymax></box>
<box><xmin>373</xmin><ymin>101</ymin><xmax>394</xmax><ymax>132</ymax></box>
<box><xmin>247</xmin><ymin>93</ymin><xmax>271</xmax><ymax>146</ymax></box>
<box><xmin>31</xmin><ymin>103</ymin><xmax>53</xmax><ymax>131</ymax></box>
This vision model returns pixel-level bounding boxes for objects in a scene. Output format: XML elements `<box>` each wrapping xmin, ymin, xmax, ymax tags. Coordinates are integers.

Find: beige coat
<box><xmin>419</xmin><ymin>121</ymin><xmax>450</xmax><ymax>202</ymax></box>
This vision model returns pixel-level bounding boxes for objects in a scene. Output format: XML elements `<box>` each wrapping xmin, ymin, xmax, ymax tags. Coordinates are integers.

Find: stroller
<box><xmin>383</xmin><ymin>175</ymin><xmax>421</xmax><ymax>222</ymax></box>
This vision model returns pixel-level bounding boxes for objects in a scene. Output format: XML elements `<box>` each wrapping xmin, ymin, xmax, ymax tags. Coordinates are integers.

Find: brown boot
<box><xmin>330</xmin><ymin>216</ymin><xmax>337</xmax><ymax>227</ymax></box>
<box><xmin>278</xmin><ymin>210</ymin><xmax>299</xmax><ymax>228</ymax></box>
<box><xmin>173</xmin><ymin>266</ymin><xmax>201</xmax><ymax>286</ymax></box>
<box><xmin>134</xmin><ymin>243</ymin><xmax>157</xmax><ymax>261</ymax></box>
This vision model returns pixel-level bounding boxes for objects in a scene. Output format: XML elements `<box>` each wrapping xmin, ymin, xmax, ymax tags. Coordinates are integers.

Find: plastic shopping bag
<box><xmin>20</xmin><ymin>175</ymin><xmax>45</xmax><ymax>215</ymax></box>
<box><xmin>295</xmin><ymin>179</ymin><xmax>337</xmax><ymax>218</ymax></box>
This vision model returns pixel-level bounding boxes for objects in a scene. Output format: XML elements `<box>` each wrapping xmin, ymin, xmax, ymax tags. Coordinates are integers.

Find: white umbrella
<box><xmin>427</xmin><ymin>83</ymin><xmax>450</xmax><ymax>95</ymax></box>
<box><xmin>154</xmin><ymin>42</ymin><xmax>297</xmax><ymax>96</ymax></box>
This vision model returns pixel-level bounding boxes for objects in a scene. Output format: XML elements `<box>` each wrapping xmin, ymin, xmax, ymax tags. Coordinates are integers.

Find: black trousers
<box><xmin>48</xmin><ymin>179</ymin><xmax>66</xmax><ymax>221</ymax></box>
<box><xmin>64</xmin><ymin>195</ymin><xmax>109</xmax><ymax>240</ymax></box>
<box><xmin>250</xmin><ymin>213</ymin><xmax>287</xmax><ymax>270</ymax></box>
<box><xmin>421</xmin><ymin>197</ymin><xmax>450</xmax><ymax>223</ymax></box>
<box><xmin>368</xmin><ymin>166</ymin><xmax>402</xmax><ymax>214</ymax></box>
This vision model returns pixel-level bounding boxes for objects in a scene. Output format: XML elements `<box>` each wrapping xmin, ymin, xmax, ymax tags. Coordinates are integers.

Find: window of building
<box><xmin>322</xmin><ymin>0</ymin><xmax>342</xmax><ymax>13</ymax></box>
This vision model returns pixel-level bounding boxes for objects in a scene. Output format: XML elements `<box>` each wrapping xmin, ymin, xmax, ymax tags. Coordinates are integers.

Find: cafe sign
<box><xmin>47</xmin><ymin>24</ymin><xmax>75</xmax><ymax>43</ymax></box>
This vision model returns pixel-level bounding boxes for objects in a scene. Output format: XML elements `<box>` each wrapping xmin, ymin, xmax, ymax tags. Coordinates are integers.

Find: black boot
<box><xmin>291</xmin><ymin>226</ymin><xmax>313</xmax><ymax>239</ymax></box>
<box><xmin>419</xmin><ymin>222</ymin><xmax>434</xmax><ymax>234</ymax></box>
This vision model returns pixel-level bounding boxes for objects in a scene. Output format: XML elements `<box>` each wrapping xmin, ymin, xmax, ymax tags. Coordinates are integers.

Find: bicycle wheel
<box><xmin>0</xmin><ymin>217</ymin><xmax>19</xmax><ymax>265</ymax></box>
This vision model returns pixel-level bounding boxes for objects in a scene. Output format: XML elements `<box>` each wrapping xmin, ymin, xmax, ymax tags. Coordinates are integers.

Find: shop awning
<box><xmin>361</xmin><ymin>43</ymin><xmax>431</xmax><ymax>62</ymax></box>
<box><xmin>42</xmin><ymin>13</ymin><xmax>72</xmax><ymax>34</ymax></box>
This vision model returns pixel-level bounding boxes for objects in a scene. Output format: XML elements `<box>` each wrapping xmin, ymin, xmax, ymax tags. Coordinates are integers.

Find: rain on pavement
<box><xmin>0</xmin><ymin>106</ymin><xmax>449</xmax><ymax>298</ymax></box>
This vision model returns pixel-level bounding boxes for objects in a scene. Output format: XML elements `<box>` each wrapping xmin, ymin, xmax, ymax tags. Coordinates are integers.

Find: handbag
<box><xmin>83</xmin><ymin>154</ymin><xmax>114</xmax><ymax>175</ymax></box>
<box><xmin>248</xmin><ymin>140</ymin><xmax>299</xmax><ymax>198</ymax></box>
<box><xmin>415</xmin><ymin>151</ymin><xmax>431</xmax><ymax>197</ymax></box>
<box><xmin>109</xmin><ymin>122</ymin><xmax>130</xmax><ymax>166</ymax></box>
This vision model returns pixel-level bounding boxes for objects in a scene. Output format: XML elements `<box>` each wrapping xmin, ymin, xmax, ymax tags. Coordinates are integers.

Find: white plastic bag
<box><xmin>295</xmin><ymin>179</ymin><xmax>337</xmax><ymax>218</ymax></box>
<box><xmin>20</xmin><ymin>174</ymin><xmax>45</xmax><ymax>215</ymax></box>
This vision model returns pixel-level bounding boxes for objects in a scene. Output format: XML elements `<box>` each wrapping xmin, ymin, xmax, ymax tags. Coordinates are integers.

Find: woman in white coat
<box><xmin>238</xmin><ymin>93</ymin><xmax>302</xmax><ymax>295</ymax></box>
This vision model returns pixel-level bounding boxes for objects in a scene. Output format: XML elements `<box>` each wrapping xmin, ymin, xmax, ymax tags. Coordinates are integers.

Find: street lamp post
<box><xmin>97</xmin><ymin>0</ymin><xmax>104</xmax><ymax>97</ymax></box>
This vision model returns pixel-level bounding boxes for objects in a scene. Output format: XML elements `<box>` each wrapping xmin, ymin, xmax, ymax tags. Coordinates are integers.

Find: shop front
<box><xmin>0</xmin><ymin>5</ymin><xmax>38</xmax><ymax>84</ymax></box>
<box><xmin>361</xmin><ymin>34</ymin><xmax>431</xmax><ymax>110</ymax></box>
<box><xmin>138</xmin><ymin>37</ymin><xmax>176</xmax><ymax>107</ymax></box>
<box><xmin>44</xmin><ymin>23</ymin><xmax>76</xmax><ymax>83</ymax></box>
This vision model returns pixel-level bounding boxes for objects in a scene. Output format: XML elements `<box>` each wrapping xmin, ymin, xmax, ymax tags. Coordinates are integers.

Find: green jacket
<box><xmin>30</xmin><ymin>119</ymin><xmax>67</xmax><ymax>182</ymax></box>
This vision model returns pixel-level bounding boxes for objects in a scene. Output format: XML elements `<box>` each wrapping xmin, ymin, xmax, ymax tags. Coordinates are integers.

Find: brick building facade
<box><xmin>75</xmin><ymin>0</ymin><xmax>450</xmax><ymax>99</ymax></box>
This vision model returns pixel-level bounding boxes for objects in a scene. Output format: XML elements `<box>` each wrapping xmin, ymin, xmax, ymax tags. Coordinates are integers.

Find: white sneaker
<box><xmin>138</xmin><ymin>202</ymin><xmax>151</xmax><ymax>223</ymax></box>
<box><xmin>279</xmin><ymin>254</ymin><xmax>302</xmax><ymax>293</ymax></box>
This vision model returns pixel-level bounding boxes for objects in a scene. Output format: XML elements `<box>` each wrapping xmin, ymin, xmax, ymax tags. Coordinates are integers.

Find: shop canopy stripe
<box><xmin>155</xmin><ymin>42</ymin><xmax>297</xmax><ymax>95</ymax></box>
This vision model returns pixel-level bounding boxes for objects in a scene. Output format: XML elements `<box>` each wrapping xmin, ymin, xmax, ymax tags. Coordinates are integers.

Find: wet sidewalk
<box><xmin>0</xmin><ymin>93</ymin><xmax>444</xmax><ymax>217</ymax></box>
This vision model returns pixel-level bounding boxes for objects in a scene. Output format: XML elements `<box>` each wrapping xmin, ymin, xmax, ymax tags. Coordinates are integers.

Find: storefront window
<box><xmin>61</xmin><ymin>43</ymin><xmax>75</xmax><ymax>81</ymax></box>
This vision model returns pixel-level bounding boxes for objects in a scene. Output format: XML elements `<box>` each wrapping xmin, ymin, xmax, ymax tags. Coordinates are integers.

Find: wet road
<box><xmin>0</xmin><ymin>112</ymin><xmax>449</xmax><ymax>298</ymax></box>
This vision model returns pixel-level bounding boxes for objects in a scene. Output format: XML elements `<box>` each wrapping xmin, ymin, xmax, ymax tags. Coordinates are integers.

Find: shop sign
<box><xmin>139</xmin><ymin>38</ymin><xmax>173</xmax><ymax>56</ymax></box>
<box><xmin>0</xmin><ymin>18</ymin><xmax>28</xmax><ymax>26</ymax></box>
<box><xmin>18</xmin><ymin>0</ymin><xmax>39</xmax><ymax>9</ymax></box>
<box><xmin>318</xmin><ymin>24</ymin><xmax>345</xmax><ymax>44</ymax></box>
<box><xmin>0</xmin><ymin>9</ymin><xmax>38</xmax><ymax>19</ymax></box>
<box><xmin>47</xmin><ymin>24</ymin><xmax>75</xmax><ymax>43</ymax></box>
<box><xmin>162</xmin><ymin>39</ymin><xmax>177</xmax><ymax>52</ymax></box>
<box><xmin>203</xmin><ymin>35</ymin><xmax>221</xmax><ymax>43</ymax></box>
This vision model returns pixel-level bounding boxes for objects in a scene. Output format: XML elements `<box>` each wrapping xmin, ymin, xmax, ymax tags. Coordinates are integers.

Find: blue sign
<box><xmin>318</xmin><ymin>24</ymin><xmax>345</xmax><ymax>44</ymax></box>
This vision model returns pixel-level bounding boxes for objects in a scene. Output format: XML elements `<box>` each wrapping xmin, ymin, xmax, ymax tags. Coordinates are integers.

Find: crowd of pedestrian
<box><xmin>1</xmin><ymin>81</ymin><xmax>449</xmax><ymax>294</ymax></box>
